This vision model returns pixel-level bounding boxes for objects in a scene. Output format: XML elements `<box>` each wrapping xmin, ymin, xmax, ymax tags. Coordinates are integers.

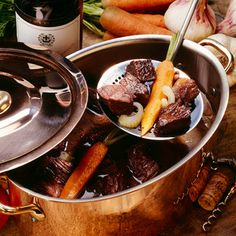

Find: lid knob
<box><xmin>0</xmin><ymin>91</ymin><xmax>12</xmax><ymax>114</ymax></box>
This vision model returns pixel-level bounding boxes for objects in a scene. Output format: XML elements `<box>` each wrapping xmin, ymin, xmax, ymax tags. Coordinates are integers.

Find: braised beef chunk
<box><xmin>172</xmin><ymin>78</ymin><xmax>199</xmax><ymax>105</ymax></box>
<box><xmin>128</xmin><ymin>143</ymin><xmax>160</xmax><ymax>182</ymax></box>
<box><xmin>97</xmin><ymin>84</ymin><xmax>134</xmax><ymax>115</ymax></box>
<box><xmin>90</xmin><ymin>158</ymin><xmax>127</xmax><ymax>195</ymax></box>
<box><xmin>95</xmin><ymin>173</ymin><xmax>126</xmax><ymax>195</ymax></box>
<box><xmin>126</xmin><ymin>59</ymin><xmax>156</xmax><ymax>82</ymax></box>
<box><xmin>35</xmin><ymin>154</ymin><xmax>74</xmax><ymax>197</ymax></box>
<box><xmin>98</xmin><ymin>59</ymin><xmax>155</xmax><ymax>114</ymax></box>
<box><xmin>155</xmin><ymin>101</ymin><xmax>191</xmax><ymax>135</ymax></box>
<box><xmin>120</xmin><ymin>72</ymin><xmax>149</xmax><ymax>106</ymax></box>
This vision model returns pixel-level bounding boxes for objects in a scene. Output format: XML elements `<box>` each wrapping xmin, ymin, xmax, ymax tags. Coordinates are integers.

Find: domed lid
<box><xmin>0</xmin><ymin>42</ymin><xmax>88</xmax><ymax>173</ymax></box>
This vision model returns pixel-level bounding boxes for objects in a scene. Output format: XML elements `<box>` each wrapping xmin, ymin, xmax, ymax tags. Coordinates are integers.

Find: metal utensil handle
<box><xmin>170</xmin><ymin>0</ymin><xmax>200</xmax><ymax>61</ymax></box>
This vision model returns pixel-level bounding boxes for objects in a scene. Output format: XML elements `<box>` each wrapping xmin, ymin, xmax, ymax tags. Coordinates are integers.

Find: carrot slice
<box><xmin>141</xmin><ymin>59</ymin><xmax>174</xmax><ymax>135</ymax></box>
<box><xmin>60</xmin><ymin>142</ymin><xmax>108</xmax><ymax>199</ymax></box>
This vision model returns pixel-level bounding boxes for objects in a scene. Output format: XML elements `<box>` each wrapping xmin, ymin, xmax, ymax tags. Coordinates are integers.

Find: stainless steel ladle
<box><xmin>97</xmin><ymin>0</ymin><xmax>203</xmax><ymax>140</ymax></box>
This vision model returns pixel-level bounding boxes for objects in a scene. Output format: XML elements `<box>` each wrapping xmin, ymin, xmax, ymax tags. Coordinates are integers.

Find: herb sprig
<box><xmin>0</xmin><ymin>0</ymin><xmax>16</xmax><ymax>37</ymax></box>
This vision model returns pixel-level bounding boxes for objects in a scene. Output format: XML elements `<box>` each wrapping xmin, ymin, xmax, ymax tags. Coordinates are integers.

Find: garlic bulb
<box><xmin>217</xmin><ymin>0</ymin><xmax>236</xmax><ymax>37</ymax></box>
<box><xmin>164</xmin><ymin>0</ymin><xmax>216</xmax><ymax>42</ymax></box>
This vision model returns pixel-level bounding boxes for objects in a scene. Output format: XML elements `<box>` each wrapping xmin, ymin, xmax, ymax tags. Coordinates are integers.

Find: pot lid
<box><xmin>0</xmin><ymin>42</ymin><xmax>88</xmax><ymax>173</ymax></box>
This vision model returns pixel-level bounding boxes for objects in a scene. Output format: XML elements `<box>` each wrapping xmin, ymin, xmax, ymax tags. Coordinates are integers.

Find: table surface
<box><xmin>1</xmin><ymin>0</ymin><xmax>236</xmax><ymax>235</ymax></box>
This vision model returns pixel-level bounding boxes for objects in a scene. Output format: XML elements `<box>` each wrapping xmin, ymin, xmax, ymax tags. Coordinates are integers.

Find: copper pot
<box><xmin>0</xmin><ymin>36</ymin><xmax>231</xmax><ymax>236</ymax></box>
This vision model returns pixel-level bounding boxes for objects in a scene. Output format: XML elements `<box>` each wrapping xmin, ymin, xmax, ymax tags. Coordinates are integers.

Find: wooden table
<box><xmin>2</xmin><ymin>0</ymin><xmax>236</xmax><ymax>235</ymax></box>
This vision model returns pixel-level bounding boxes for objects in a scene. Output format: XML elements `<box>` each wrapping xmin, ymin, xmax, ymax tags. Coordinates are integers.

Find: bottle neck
<box><xmin>15</xmin><ymin>0</ymin><xmax>80</xmax><ymax>27</ymax></box>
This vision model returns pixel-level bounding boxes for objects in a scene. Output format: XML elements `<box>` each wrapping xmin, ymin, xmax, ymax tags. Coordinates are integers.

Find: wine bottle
<box><xmin>15</xmin><ymin>0</ymin><xmax>83</xmax><ymax>56</ymax></box>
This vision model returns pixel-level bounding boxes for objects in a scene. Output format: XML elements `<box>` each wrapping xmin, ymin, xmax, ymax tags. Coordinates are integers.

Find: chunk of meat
<box><xmin>154</xmin><ymin>101</ymin><xmax>191</xmax><ymax>136</ymax></box>
<box><xmin>95</xmin><ymin>173</ymin><xmax>126</xmax><ymax>195</ymax></box>
<box><xmin>172</xmin><ymin>78</ymin><xmax>199</xmax><ymax>105</ymax></box>
<box><xmin>35</xmin><ymin>154</ymin><xmax>74</xmax><ymax>197</ymax></box>
<box><xmin>126</xmin><ymin>59</ymin><xmax>156</xmax><ymax>82</ymax></box>
<box><xmin>128</xmin><ymin>143</ymin><xmax>160</xmax><ymax>182</ymax></box>
<box><xmin>97</xmin><ymin>84</ymin><xmax>134</xmax><ymax>115</ymax></box>
<box><xmin>120</xmin><ymin>72</ymin><xmax>149</xmax><ymax>106</ymax></box>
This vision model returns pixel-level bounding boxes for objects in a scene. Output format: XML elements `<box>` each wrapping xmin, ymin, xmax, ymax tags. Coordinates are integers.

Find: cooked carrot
<box><xmin>60</xmin><ymin>129</ymin><xmax>126</xmax><ymax>199</ymax></box>
<box><xmin>100</xmin><ymin>6</ymin><xmax>172</xmax><ymax>37</ymax></box>
<box><xmin>102</xmin><ymin>0</ymin><xmax>175</xmax><ymax>13</ymax></box>
<box><xmin>103</xmin><ymin>31</ymin><xmax>117</xmax><ymax>41</ymax></box>
<box><xmin>133</xmin><ymin>13</ymin><xmax>166</xmax><ymax>28</ymax></box>
<box><xmin>198</xmin><ymin>168</ymin><xmax>234</xmax><ymax>211</ymax></box>
<box><xmin>60</xmin><ymin>142</ymin><xmax>108</xmax><ymax>199</ymax></box>
<box><xmin>141</xmin><ymin>60</ymin><xmax>174</xmax><ymax>135</ymax></box>
<box><xmin>189</xmin><ymin>165</ymin><xmax>211</xmax><ymax>202</ymax></box>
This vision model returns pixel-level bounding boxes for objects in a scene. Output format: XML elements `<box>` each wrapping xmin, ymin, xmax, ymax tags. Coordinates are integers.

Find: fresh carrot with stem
<box><xmin>60</xmin><ymin>129</ymin><xmax>126</xmax><ymax>199</ymax></box>
<box><xmin>102</xmin><ymin>0</ymin><xmax>175</xmax><ymax>13</ymax></box>
<box><xmin>100</xmin><ymin>6</ymin><xmax>173</xmax><ymax>37</ymax></box>
<box><xmin>141</xmin><ymin>33</ymin><xmax>179</xmax><ymax>136</ymax></box>
<box><xmin>133</xmin><ymin>13</ymin><xmax>167</xmax><ymax>28</ymax></box>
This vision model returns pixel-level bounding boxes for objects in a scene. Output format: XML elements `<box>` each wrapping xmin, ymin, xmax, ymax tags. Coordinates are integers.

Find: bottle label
<box><xmin>15</xmin><ymin>12</ymin><xmax>80</xmax><ymax>56</ymax></box>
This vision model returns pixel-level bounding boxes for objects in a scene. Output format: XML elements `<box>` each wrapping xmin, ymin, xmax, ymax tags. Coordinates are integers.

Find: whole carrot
<box><xmin>102</xmin><ymin>0</ymin><xmax>175</xmax><ymax>13</ymax></box>
<box><xmin>100</xmin><ymin>6</ymin><xmax>172</xmax><ymax>37</ymax></box>
<box><xmin>60</xmin><ymin>142</ymin><xmax>108</xmax><ymax>199</ymax></box>
<box><xmin>141</xmin><ymin>60</ymin><xmax>174</xmax><ymax>135</ymax></box>
<box><xmin>103</xmin><ymin>13</ymin><xmax>167</xmax><ymax>41</ymax></box>
<box><xmin>60</xmin><ymin>129</ymin><xmax>126</xmax><ymax>199</ymax></box>
<box><xmin>133</xmin><ymin>13</ymin><xmax>166</xmax><ymax>28</ymax></box>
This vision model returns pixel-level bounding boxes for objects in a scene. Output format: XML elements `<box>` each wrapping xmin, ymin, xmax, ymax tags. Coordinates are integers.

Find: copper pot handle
<box><xmin>0</xmin><ymin>176</ymin><xmax>46</xmax><ymax>222</ymax></box>
<box><xmin>199</xmin><ymin>38</ymin><xmax>234</xmax><ymax>73</ymax></box>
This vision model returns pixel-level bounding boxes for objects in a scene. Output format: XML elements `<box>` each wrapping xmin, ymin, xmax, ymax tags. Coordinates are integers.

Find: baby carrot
<box><xmin>141</xmin><ymin>60</ymin><xmax>174</xmax><ymax>135</ymax></box>
<box><xmin>60</xmin><ymin>142</ymin><xmax>108</xmax><ymax>199</ymax></box>
<box><xmin>100</xmin><ymin>6</ymin><xmax>173</xmax><ymax>37</ymax></box>
<box><xmin>133</xmin><ymin>13</ymin><xmax>166</xmax><ymax>28</ymax></box>
<box><xmin>102</xmin><ymin>0</ymin><xmax>175</xmax><ymax>13</ymax></box>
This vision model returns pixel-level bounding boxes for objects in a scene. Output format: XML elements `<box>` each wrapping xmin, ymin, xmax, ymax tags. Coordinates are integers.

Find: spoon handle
<box><xmin>170</xmin><ymin>0</ymin><xmax>200</xmax><ymax>62</ymax></box>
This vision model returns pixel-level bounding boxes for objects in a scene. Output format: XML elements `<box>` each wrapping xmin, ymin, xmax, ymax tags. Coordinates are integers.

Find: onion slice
<box><xmin>162</xmin><ymin>85</ymin><xmax>175</xmax><ymax>105</ymax></box>
<box><xmin>118</xmin><ymin>102</ymin><xmax>143</xmax><ymax>128</ymax></box>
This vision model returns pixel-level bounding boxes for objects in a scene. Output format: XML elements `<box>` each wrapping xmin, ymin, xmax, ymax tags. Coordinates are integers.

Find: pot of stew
<box><xmin>0</xmin><ymin>35</ymin><xmax>231</xmax><ymax>236</ymax></box>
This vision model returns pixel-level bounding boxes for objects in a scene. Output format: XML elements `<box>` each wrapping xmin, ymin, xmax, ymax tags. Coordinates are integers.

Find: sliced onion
<box><xmin>161</xmin><ymin>98</ymin><xmax>169</xmax><ymax>108</ymax></box>
<box><xmin>118</xmin><ymin>102</ymin><xmax>143</xmax><ymax>128</ymax></box>
<box><xmin>162</xmin><ymin>85</ymin><xmax>175</xmax><ymax>105</ymax></box>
